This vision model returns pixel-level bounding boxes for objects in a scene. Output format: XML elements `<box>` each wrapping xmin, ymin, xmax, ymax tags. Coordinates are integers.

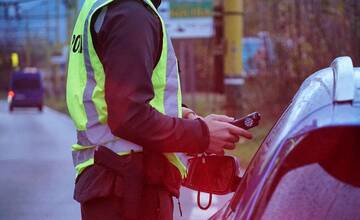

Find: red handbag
<box><xmin>182</xmin><ymin>155</ymin><xmax>239</xmax><ymax>210</ymax></box>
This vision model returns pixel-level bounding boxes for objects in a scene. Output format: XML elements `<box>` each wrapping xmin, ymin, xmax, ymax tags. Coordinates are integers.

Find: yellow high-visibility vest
<box><xmin>66</xmin><ymin>0</ymin><xmax>186</xmax><ymax>178</ymax></box>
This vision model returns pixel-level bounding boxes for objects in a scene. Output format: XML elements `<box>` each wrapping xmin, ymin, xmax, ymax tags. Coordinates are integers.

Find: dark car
<box><xmin>186</xmin><ymin>56</ymin><xmax>360</xmax><ymax>220</ymax></box>
<box><xmin>8</xmin><ymin>68</ymin><xmax>44</xmax><ymax>112</ymax></box>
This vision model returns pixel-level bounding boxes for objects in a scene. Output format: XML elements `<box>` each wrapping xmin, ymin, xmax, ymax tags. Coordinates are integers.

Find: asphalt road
<box><xmin>0</xmin><ymin>101</ymin><xmax>80</xmax><ymax>220</ymax></box>
<box><xmin>0</xmin><ymin>101</ymin><xmax>233</xmax><ymax>220</ymax></box>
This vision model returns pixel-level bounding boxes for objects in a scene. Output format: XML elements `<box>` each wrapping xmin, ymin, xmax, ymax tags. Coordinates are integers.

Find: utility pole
<box><xmin>74</xmin><ymin>0</ymin><xmax>79</xmax><ymax>19</ymax></box>
<box><xmin>25</xmin><ymin>17</ymin><xmax>31</xmax><ymax>66</ymax></box>
<box><xmin>213</xmin><ymin>0</ymin><xmax>224</xmax><ymax>93</ymax></box>
<box><xmin>45</xmin><ymin>0</ymin><xmax>51</xmax><ymax>70</ymax></box>
<box><xmin>46</xmin><ymin>0</ymin><xmax>51</xmax><ymax>44</ymax></box>
<box><xmin>65</xmin><ymin>0</ymin><xmax>79</xmax><ymax>44</ymax></box>
<box><xmin>223</xmin><ymin>0</ymin><xmax>244</xmax><ymax>116</ymax></box>
<box><xmin>56</xmin><ymin>0</ymin><xmax>61</xmax><ymax>46</ymax></box>
<box><xmin>52</xmin><ymin>0</ymin><xmax>63</xmax><ymax>98</ymax></box>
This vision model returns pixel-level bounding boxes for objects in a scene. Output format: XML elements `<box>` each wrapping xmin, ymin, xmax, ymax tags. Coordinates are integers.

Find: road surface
<box><xmin>0</xmin><ymin>101</ymin><xmax>233</xmax><ymax>220</ymax></box>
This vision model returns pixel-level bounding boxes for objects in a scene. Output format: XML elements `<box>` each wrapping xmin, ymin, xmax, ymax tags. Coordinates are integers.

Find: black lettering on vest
<box><xmin>72</xmin><ymin>34</ymin><xmax>83</xmax><ymax>54</ymax></box>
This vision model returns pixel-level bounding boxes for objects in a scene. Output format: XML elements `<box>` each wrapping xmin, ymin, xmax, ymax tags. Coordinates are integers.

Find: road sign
<box><xmin>159</xmin><ymin>0</ymin><xmax>214</xmax><ymax>39</ymax></box>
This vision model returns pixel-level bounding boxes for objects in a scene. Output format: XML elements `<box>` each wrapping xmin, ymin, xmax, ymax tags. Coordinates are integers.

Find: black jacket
<box><xmin>75</xmin><ymin>0</ymin><xmax>209</xmax><ymax>202</ymax></box>
<box><xmin>91</xmin><ymin>0</ymin><xmax>209</xmax><ymax>154</ymax></box>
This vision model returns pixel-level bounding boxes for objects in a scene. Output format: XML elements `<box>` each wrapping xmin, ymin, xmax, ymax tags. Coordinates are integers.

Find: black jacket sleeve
<box><xmin>91</xmin><ymin>0</ymin><xmax>209</xmax><ymax>153</ymax></box>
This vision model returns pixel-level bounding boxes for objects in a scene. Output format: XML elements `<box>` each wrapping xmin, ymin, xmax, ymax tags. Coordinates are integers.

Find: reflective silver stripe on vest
<box><xmin>164</xmin><ymin>34</ymin><xmax>179</xmax><ymax>117</ymax></box>
<box><xmin>72</xmin><ymin>138</ymin><xmax>143</xmax><ymax>166</ymax></box>
<box><xmin>94</xmin><ymin>6</ymin><xmax>107</xmax><ymax>34</ymax></box>
<box><xmin>82</xmin><ymin>0</ymin><xmax>110</xmax><ymax>146</ymax></box>
<box><xmin>164</xmin><ymin>34</ymin><xmax>188</xmax><ymax>166</ymax></box>
<box><xmin>73</xmin><ymin>0</ymin><xmax>143</xmax><ymax>166</ymax></box>
<box><xmin>73</xmin><ymin>148</ymin><xmax>94</xmax><ymax>166</ymax></box>
<box><xmin>176</xmin><ymin>153</ymin><xmax>189</xmax><ymax>167</ymax></box>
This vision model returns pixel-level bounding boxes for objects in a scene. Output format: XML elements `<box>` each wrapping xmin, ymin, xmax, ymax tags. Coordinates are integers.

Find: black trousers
<box><xmin>75</xmin><ymin>150</ymin><xmax>174</xmax><ymax>220</ymax></box>
<box><xmin>80</xmin><ymin>185</ymin><xmax>174</xmax><ymax>220</ymax></box>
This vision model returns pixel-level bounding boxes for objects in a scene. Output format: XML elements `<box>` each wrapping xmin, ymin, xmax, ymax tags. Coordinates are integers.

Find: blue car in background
<box><xmin>8</xmin><ymin>68</ymin><xmax>44</xmax><ymax>112</ymax></box>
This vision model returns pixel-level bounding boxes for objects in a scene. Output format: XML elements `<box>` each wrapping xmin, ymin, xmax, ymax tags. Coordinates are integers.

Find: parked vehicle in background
<box><xmin>183</xmin><ymin>57</ymin><xmax>360</xmax><ymax>220</ymax></box>
<box><xmin>8</xmin><ymin>68</ymin><xmax>44</xmax><ymax>112</ymax></box>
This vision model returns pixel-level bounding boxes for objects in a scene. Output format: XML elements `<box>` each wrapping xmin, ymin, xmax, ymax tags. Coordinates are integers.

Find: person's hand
<box><xmin>203</xmin><ymin>114</ymin><xmax>252</xmax><ymax>155</ymax></box>
<box><xmin>182</xmin><ymin>107</ymin><xmax>198</xmax><ymax>120</ymax></box>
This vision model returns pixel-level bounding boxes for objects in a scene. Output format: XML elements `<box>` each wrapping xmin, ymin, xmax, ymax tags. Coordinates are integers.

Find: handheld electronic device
<box><xmin>231</xmin><ymin>112</ymin><xmax>261</xmax><ymax>130</ymax></box>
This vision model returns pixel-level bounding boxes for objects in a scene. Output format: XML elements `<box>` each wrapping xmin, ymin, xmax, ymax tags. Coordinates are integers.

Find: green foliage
<box><xmin>244</xmin><ymin>0</ymin><xmax>359</xmax><ymax>68</ymax></box>
<box><xmin>183</xmin><ymin>92</ymin><xmax>275</xmax><ymax>167</ymax></box>
<box><xmin>239</xmin><ymin>0</ymin><xmax>360</xmax><ymax>120</ymax></box>
<box><xmin>230</xmin><ymin>122</ymin><xmax>273</xmax><ymax>167</ymax></box>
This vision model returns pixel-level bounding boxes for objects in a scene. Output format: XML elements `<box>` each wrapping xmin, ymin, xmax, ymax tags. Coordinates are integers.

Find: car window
<box><xmin>229</xmin><ymin>104</ymin><xmax>297</xmax><ymax>212</ymax></box>
<box><xmin>259</xmin><ymin>126</ymin><xmax>360</xmax><ymax>220</ymax></box>
<box><xmin>261</xmin><ymin>164</ymin><xmax>360</xmax><ymax>220</ymax></box>
<box><xmin>12</xmin><ymin>78</ymin><xmax>41</xmax><ymax>90</ymax></box>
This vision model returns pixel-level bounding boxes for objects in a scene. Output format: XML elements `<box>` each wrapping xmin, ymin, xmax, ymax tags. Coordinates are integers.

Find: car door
<box><xmin>249</xmin><ymin>126</ymin><xmax>360</xmax><ymax>220</ymax></box>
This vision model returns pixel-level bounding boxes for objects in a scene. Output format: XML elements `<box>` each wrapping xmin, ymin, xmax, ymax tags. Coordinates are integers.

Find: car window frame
<box><xmin>251</xmin><ymin>125</ymin><xmax>360</xmax><ymax>220</ymax></box>
<box><xmin>249</xmin><ymin>135</ymin><xmax>306</xmax><ymax>220</ymax></box>
<box><xmin>12</xmin><ymin>78</ymin><xmax>42</xmax><ymax>90</ymax></box>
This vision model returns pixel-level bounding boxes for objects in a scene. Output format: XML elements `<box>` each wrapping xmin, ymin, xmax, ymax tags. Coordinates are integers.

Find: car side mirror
<box><xmin>183</xmin><ymin>155</ymin><xmax>240</xmax><ymax>209</ymax></box>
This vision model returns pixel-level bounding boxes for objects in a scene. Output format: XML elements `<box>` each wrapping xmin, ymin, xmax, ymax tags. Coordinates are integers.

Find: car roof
<box><xmin>229</xmin><ymin>57</ymin><xmax>360</xmax><ymax>220</ymax></box>
<box><xmin>255</xmin><ymin>57</ymin><xmax>360</xmax><ymax>173</ymax></box>
<box><xmin>11</xmin><ymin>71</ymin><xmax>41</xmax><ymax>80</ymax></box>
<box><xmin>272</xmin><ymin>57</ymin><xmax>359</xmax><ymax>140</ymax></box>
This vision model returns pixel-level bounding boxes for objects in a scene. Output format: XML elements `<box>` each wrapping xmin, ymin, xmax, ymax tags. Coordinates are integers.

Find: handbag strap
<box><xmin>196</xmin><ymin>154</ymin><xmax>213</xmax><ymax>210</ymax></box>
<box><xmin>197</xmin><ymin>191</ymin><xmax>213</xmax><ymax>210</ymax></box>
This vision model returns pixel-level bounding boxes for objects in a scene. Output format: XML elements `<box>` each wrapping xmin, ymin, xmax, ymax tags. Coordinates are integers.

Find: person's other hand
<box><xmin>182</xmin><ymin>107</ymin><xmax>198</xmax><ymax>120</ymax></box>
<box><xmin>203</xmin><ymin>114</ymin><xmax>252</xmax><ymax>155</ymax></box>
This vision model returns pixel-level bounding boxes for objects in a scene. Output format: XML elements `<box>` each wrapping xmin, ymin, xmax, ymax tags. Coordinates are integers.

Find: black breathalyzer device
<box><xmin>231</xmin><ymin>112</ymin><xmax>261</xmax><ymax>130</ymax></box>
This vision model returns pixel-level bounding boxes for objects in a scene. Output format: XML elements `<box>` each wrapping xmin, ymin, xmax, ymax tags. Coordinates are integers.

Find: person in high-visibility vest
<box><xmin>66</xmin><ymin>0</ymin><xmax>252</xmax><ymax>219</ymax></box>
